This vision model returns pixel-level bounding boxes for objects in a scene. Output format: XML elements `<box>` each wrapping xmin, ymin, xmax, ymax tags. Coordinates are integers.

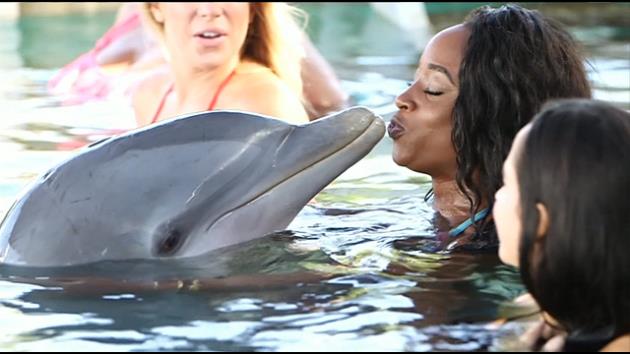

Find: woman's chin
<box><xmin>391</xmin><ymin>146</ymin><xmax>410</xmax><ymax>168</ymax></box>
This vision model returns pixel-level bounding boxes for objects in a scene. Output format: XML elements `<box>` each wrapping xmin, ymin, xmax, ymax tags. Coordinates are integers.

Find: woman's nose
<box><xmin>395</xmin><ymin>97</ymin><xmax>408</xmax><ymax>111</ymax></box>
<box><xmin>395</xmin><ymin>84</ymin><xmax>417</xmax><ymax>112</ymax></box>
<box><xmin>395</xmin><ymin>93</ymin><xmax>413</xmax><ymax>111</ymax></box>
<box><xmin>197</xmin><ymin>3</ymin><xmax>222</xmax><ymax>19</ymax></box>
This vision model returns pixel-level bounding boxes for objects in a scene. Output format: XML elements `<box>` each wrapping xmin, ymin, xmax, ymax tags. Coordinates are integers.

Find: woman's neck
<box><xmin>431</xmin><ymin>177</ymin><xmax>482</xmax><ymax>229</ymax></box>
<box><xmin>170</xmin><ymin>57</ymin><xmax>241</xmax><ymax>107</ymax></box>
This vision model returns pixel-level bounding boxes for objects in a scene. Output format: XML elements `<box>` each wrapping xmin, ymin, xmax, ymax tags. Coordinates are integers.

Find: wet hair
<box><xmin>452</xmin><ymin>4</ymin><xmax>591</xmax><ymax>231</ymax></box>
<box><xmin>517</xmin><ymin>99</ymin><xmax>630</xmax><ymax>349</ymax></box>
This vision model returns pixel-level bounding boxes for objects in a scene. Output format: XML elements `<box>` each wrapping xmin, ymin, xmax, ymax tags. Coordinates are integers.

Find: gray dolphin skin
<box><xmin>0</xmin><ymin>107</ymin><xmax>385</xmax><ymax>267</ymax></box>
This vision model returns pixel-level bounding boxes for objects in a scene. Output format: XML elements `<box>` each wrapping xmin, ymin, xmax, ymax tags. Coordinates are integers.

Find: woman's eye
<box><xmin>406</xmin><ymin>80</ymin><xmax>443</xmax><ymax>96</ymax></box>
<box><xmin>424</xmin><ymin>89</ymin><xmax>443</xmax><ymax>96</ymax></box>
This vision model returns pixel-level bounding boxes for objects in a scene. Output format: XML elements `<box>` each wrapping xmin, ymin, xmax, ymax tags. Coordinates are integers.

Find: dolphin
<box><xmin>0</xmin><ymin>107</ymin><xmax>385</xmax><ymax>267</ymax></box>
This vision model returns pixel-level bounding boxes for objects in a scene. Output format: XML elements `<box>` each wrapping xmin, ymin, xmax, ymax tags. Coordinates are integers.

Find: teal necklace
<box><xmin>448</xmin><ymin>208</ymin><xmax>489</xmax><ymax>237</ymax></box>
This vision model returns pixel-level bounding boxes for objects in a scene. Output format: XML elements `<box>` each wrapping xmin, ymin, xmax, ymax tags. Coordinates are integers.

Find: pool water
<box><xmin>0</xmin><ymin>3</ymin><xmax>627</xmax><ymax>351</ymax></box>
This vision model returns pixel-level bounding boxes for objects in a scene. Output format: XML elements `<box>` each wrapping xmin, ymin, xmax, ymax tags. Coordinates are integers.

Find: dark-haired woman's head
<box><xmin>494</xmin><ymin>99</ymin><xmax>630</xmax><ymax>345</ymax></box>
<box><xmin>389</xmin><ymin>3</ymin><xmax>591</xmax><ymax>220</ymax></box>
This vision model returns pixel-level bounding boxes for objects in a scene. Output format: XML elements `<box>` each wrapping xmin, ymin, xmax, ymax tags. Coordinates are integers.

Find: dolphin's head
<box><xmin>0</xmin><ymin>107</ymin><xmax>384</xmax><ymax>267</ymax></box>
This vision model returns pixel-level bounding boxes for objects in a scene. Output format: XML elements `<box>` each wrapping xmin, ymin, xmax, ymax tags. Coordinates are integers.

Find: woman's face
<box><xmin>493</xmin><ymin>125</ymin><xmax>530</xmax><ymax>267</ymax></box>
<box><xmin>151</xmin><ymin>3</ymin><xmax>250</xmax><ymax>69</ymax></box>
<box><xmin>388</xmin><ymin>24</ymin><xmax>470</xmax><ymax>179</ymax></box>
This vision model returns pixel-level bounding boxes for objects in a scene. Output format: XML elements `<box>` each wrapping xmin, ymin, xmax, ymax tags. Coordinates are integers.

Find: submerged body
<box><xmin>0</xmin><ymin>107</ymin><xmax>384</xmax><ymax>267</ymax></box>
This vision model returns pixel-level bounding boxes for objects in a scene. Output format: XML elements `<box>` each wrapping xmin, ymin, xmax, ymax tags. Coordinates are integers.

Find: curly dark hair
<box><xmin>452</xmin><ymin>4</ymin><xmax>591</xmax><ymax>228</ymax></box>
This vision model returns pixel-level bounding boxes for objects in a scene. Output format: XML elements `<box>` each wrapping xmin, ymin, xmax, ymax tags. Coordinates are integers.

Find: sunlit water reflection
<box><xmin>0</xmin><ymin>3</ymin><xmax>627</xmax><ymax>351</ymax></box>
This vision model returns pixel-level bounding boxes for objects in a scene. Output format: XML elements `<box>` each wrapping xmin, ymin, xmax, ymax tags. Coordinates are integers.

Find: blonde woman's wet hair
<box><xmin>140</xmin><ymin>2</ymin><xmax>307</xmax><ymax>100</ymax></box>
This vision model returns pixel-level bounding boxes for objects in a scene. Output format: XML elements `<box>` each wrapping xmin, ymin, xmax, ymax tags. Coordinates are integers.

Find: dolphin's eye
<box><xmin>158</xmin><ymin>228</ymin><xmax>184</xmax><ymax>256</ymax></box>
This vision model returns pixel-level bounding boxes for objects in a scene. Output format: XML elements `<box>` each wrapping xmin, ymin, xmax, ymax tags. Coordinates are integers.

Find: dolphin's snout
<box><xmin>303</xmin><ymin>106</ymin><xmax>384</xmax><ymax>148</ymax></box>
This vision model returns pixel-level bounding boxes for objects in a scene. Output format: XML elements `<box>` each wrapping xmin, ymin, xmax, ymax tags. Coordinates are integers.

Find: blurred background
<box><xmin>0</xmin><ymin>2</ymin><xmax>628</xmax><ymax>352</ymax></box>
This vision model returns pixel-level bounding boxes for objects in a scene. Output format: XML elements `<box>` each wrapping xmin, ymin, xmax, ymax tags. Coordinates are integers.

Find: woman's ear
<box><xmin>535</xmin><ymin>203</ymin><xmax>549</xmax><ymax>240</ymax></box>
<box><xmin>150</xmin><ymin>3</ymin><xmax>164</xmax><ymax>24</ymax></box>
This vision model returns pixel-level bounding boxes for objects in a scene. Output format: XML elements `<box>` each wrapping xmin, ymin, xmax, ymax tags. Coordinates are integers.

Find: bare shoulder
<box><xmin>131</xmin><ymin>67</ymin><xmax>171</xmax><ymax>126</ymax></box>
<box><xmin>227</xmin><ymin>63</ymin><xmax>308</xmax><ymax>124</ymax></box>
<box><xmin>601</xmin><ymin>333</ymin><xmax>630</xmax><ymax>352</ymax></box>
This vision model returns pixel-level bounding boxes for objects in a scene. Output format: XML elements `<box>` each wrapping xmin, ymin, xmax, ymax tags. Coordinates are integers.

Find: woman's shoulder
<box><xmin>227</xmin><ymin>62</ymin><xmax>308</xmax><ymax>123</ymax></box>
<box><xmin>601</xmin><ymin>333</ymin><xmax>630</xmax><ymax>352</ymax></box>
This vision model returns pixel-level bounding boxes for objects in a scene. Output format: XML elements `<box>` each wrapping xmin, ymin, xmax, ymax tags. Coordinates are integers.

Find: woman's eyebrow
<box><xmin>427</xmin><ymin>63</ymin><xmax>455</xmax><ymax>85</ymax></box>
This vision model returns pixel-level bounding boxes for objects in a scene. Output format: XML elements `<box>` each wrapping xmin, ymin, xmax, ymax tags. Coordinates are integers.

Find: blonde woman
<box><xmin>133</xmin><ymin>3</ymin><xmax>312</xmax><ymax>126</ymax></box>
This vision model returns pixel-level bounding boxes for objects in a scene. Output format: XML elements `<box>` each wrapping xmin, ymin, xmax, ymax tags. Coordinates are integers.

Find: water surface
<box><xmin>0</xmin><ymin>3</ymin><xmax>627</xmax><ymax>351</ymax></box>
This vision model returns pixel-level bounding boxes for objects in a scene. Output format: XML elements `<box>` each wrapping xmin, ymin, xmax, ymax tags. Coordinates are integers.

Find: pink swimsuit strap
<box><xmin>150</xmin><ymin>69</ymin><xmax>237</xmax><ymax>125</ymax></box>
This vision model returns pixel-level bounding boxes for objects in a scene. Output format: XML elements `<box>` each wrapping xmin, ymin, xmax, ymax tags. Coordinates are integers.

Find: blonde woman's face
<box><xmin>493</xmin><ymin>125</ymin><xmax>529</xmax><ymax>267</ymax></box>
<box><xmin>151</xmin><ymin>3</ymin><xmax>250</xmax><ymax>69</ymax></box>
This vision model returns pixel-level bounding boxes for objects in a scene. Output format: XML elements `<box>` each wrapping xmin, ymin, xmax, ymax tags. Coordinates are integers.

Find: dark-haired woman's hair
<box><xmin>518</xmin><ymin>99</ymin><xmax>630</xmax><ymax>349</ymax></box>
<box><xmin>452</xmin><ymin>4</ymin><xmax>592</xmax><ymax>230</ymax></box>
